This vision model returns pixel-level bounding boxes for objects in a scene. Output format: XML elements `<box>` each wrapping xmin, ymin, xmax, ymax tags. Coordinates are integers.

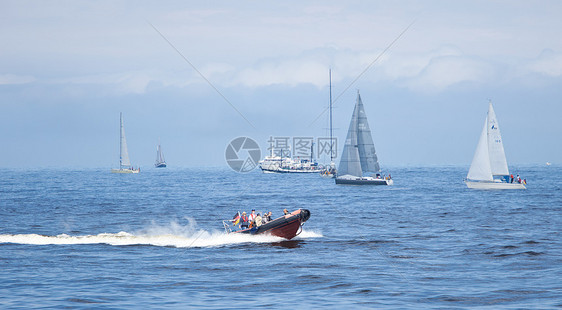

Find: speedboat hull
<box><xmin>235</xmin><ymin>209</ymin><xmax>311</xmax><ymax>240</ymax></box>
<box><xmin>465</xmin><ymin>180</ymin><xmax>526</xmax><ymax>189</ymax></box>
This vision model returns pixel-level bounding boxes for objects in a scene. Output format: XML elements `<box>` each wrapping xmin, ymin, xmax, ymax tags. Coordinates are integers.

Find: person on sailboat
<box><xmin>517</xmin><ymin>174</ymin><xmax>521</xmax><ymax>183</ymax></box>
<box><xmin>510</xmin><ymin>174</ymin><xmax>514</xmax><ymax>183</ymax></box>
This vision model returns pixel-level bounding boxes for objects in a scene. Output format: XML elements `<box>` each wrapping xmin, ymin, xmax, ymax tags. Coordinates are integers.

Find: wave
<box><xmin>0</xmin><ymin>221</ymin><xmax>323</xmax><ymax>248</ymax></box>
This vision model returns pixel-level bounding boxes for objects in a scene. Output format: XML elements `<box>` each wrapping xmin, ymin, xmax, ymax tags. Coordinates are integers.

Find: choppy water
<box><xmin>1</xmin><ymin>166</ymin><xmax>560</xmax><ymax>309</ymax></box>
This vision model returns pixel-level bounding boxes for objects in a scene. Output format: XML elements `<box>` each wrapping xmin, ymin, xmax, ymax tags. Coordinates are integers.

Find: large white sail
<box><xmin>338</xmin><ymin>95</ymin><xmax>363</xmax><ymax>177</ymax></box>
<box><xmin>119</xmin><ymin>113</ymin><xmax>131</xmax><ymax>168</ymax></box>
<box><xmin>467</xmin><ymin>118</ymin><xmax>493</xmax><ymax>181</ymax></box>
<box><xmin>486</xmin><ymin>103</ymin><xmax>509</xmax><ymax>177</ymax></box>
<box><xmin>356</xmin><ymin>93</ymin><xmax>381</xmax><ymax>174</ymax></box>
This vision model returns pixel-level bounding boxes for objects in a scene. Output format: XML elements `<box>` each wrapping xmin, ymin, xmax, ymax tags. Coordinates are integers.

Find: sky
<box><xmin>1</xmin><ymin>1</ymin><xmax>561</xmax><ymax>169</ymax></box>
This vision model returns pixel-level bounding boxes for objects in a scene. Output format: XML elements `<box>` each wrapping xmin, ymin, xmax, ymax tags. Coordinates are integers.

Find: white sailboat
<box><xmin>155</xmin><ymin>139</ymin><xmax>166</xmax><ymax>168</ymax></box>
<box><xmin>335</xmin><ymin>91</ymin><xmax>393</xmax><ymax>185</ymax></box>
<box><xmin>111</xmin><ymin>113</ymin><xmax>140</xmax><ymax>174</ymax></box>
<box><xmin>465</xmin><ymin>102</ymin><xmax>525</xmax><ymax>189</ymax></box>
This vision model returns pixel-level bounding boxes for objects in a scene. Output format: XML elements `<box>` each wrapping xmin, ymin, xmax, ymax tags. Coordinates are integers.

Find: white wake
<box><xmin>0</xmin><ymin>221</ymin><xmax>322</xmax><ymax>248</ymax></box>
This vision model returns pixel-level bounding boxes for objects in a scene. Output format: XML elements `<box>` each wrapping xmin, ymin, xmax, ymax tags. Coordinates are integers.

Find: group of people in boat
<box><xmin>510</xmin><ymin>174</ymin><xmax>526</xmax><ymax>185</ymax></box>
<box><xmin>375</xmin><ymin>173</ymin><xmax>392</xmax><ymax>180</ymax></box>
<box><xmin>233</xmin><ymin>209</ymin><xmax>291</xmax><ymax>229</ymax></box>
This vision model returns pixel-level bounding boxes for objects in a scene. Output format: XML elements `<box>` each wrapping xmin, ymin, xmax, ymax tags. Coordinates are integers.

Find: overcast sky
<box><xmin>1</xmin><ymin>1</ymin><xmax>561</xmax><ymax>169</ymax></box>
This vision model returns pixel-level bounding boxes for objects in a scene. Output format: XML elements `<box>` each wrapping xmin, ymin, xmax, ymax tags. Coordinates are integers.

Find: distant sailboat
<box><xmin>335</xmin><ymin>91</ymin><xmax>393</xmax><ymax>185</ymax></box>
<box><xmin>111</xmin><ymin>113</ymin><xmax>139</xmax><ymax>174</ymax></box>
<box><xmin>465</xmin><ymin>102</ymin><xmax>525</xmax><ymax>189</ymax></box>
<box><xmin>155</xmin><ymin>139</ymin><xmax>167</xmax><ymax>168</ymax></box>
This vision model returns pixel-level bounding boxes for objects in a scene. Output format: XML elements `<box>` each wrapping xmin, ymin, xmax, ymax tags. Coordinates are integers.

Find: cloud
<box><xmin>50</xmin><ymin>72</ymin><xmax>152</xmax><ymax>95</ymax></box>
<box><xmin>0</xmin><ymin>74</ymin><xmax>36</xmax><ymax>85</ymax></box>
<box><xmin>224</xmin><ymin>46</ymin><xmax>495</xmax><ymax>93</ymax></box>
<box><xmin>404</xmin><ymin>54</ymin><xmax>495</xmax><ymax>92</ymax></box>
<box><xmin>12</xmin><ymin>44</ymin><xmax>559</xmax><ymax>98</ymax></box>
<box><xmin>525</xmin><ymin>49</ymin><xmax>562</xmax><ymax>77</ymax></box>
<box><xmin>235</xmin><ymin>58</ymin><xmax>327</xmax><ymax>88</ymax></box>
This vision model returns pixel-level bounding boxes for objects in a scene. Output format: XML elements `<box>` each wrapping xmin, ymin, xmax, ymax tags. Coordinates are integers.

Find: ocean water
<box><xmin>0</xmin><ymin>166</ymin><xmax>560</xmax><ymax>309</ymax></box>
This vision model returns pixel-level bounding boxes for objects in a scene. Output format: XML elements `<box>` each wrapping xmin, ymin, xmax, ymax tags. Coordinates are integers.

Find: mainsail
<box><xmin>356</xmin><ymin>93</ymin><xmax>381</xmax><ymax>174</ymax></box>
<box><xmin>486</xmin><ymin>103</ymin><xmax>509</xmax><ymax>177</ymax></box>
<box><xmin>338</xmin><ymin>92</ymin><xmax>381</xmax><ymax>177</ymax></box>
<box><xmin>119</xmin><ymin>112</ymin><xmax>131</xmax><ymax>168</ymax></box>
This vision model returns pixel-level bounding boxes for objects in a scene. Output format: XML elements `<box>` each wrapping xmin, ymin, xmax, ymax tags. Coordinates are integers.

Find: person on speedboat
<box><xmin>254</xmin><ymin>213</ymin><xmax>263</xmax><ymax>227</ymax></box>
<box><xmin>239</xmin><ymin>212</ymin><xmax>249</xmax><ymax>229</ymax></box>
<box><xmin>263</xmin><ymin>211</ymin><xmax>272</xmax><ymax>223</ymax></box>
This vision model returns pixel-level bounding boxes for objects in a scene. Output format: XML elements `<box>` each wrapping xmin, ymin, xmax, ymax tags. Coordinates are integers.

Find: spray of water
<box><xmin>0</xmin><ymin>219</ymin><xmax>322</xmax><ymax>248</ymax></box>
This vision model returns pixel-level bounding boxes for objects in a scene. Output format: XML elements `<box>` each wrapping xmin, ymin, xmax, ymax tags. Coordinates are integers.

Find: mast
<box><xmin>119</xmin><ymin>112</ymin><xmax>123</xmax><ymax>168</ymax></box>
<box><xmin>329</xmin><ymin>69</ymin><xmax>333</xmax><ymax>162</ymax></box>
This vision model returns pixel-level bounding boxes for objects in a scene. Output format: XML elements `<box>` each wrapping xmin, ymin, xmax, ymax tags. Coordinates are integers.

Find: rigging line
<box><xmin>147</xmin><ymin>21</ymin><xmax>256</xmax><ymax>130</ymax></box>
<box><xmin>308</xmin><ymin>19</ymin><xmax>416</xmax><ymax>127</ymax></box>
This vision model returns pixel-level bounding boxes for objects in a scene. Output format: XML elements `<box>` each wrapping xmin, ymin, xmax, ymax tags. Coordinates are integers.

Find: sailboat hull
<box><xmin>111</xmin><ymin>168</ymin><xmax>140</xmax><ymax>174</ymax></box>
<box><xmin>335</xmin><ymin>175</ymin><xmax>393</xmax><ymax>185</ymax></box>
<box><xmin>260</xmin><ymin>167</ymin><xmax>320</xmax><ymax>174</ymax></box>
<box><xmin>465</xmin><ymin>181</ymin><xmax>525</xmax><ymax>189</ymax></box>
<box><xmin>155</xmin><ymin>163</ymin><xmax>167</xmax><ymax>168</ymax></box>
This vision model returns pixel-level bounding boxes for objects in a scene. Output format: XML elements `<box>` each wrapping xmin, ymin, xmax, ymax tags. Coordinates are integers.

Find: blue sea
<box><xmin>1</xmin><ymin>165</ymin><xmax>560</xmax><ymax>309</ymax></box>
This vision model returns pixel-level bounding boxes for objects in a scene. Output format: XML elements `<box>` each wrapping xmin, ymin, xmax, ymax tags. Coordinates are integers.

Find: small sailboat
<box><xmin>154</xmin><ymin>139</ymin><xmax>166</xmax><ymax>168</ymax></box>
<box><xmin>335</xmin><ymin>91</ymin><xmax>393</xmax><ymax>185</ymax></box>
<box><xmin>111</xmin><ymin>113</ymin><xmax>140</xmax><ymax>174</ymax></box>
<box><xmin>465</xmin><ymin>102</ymin><xmax>525</xmax><ymax>189</ymax></box>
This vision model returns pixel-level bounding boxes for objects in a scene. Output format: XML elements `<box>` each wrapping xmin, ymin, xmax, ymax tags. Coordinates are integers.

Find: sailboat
<box><xmin>154</xmin><ymin>139</ymin><xmax>166</xmax><ymax>168</ymax></box>
<box><xmin>111</xmin><ymin>113</ymin><xmax>140</xmax><ymax>174</ymax></box>
<box><xmin>335</xmin><ymin>91</ymin><xmax>393</xmax><ymax>185</ymax></box>
<box><xmin>465</xmin><ymin>102</ymin><xmax>525</xmax><ymax>189</ymax></box>
<box><xmin>321</xmin><ymin>69</ymin><xmax>337</xmax><ymax>178</ymax></box>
